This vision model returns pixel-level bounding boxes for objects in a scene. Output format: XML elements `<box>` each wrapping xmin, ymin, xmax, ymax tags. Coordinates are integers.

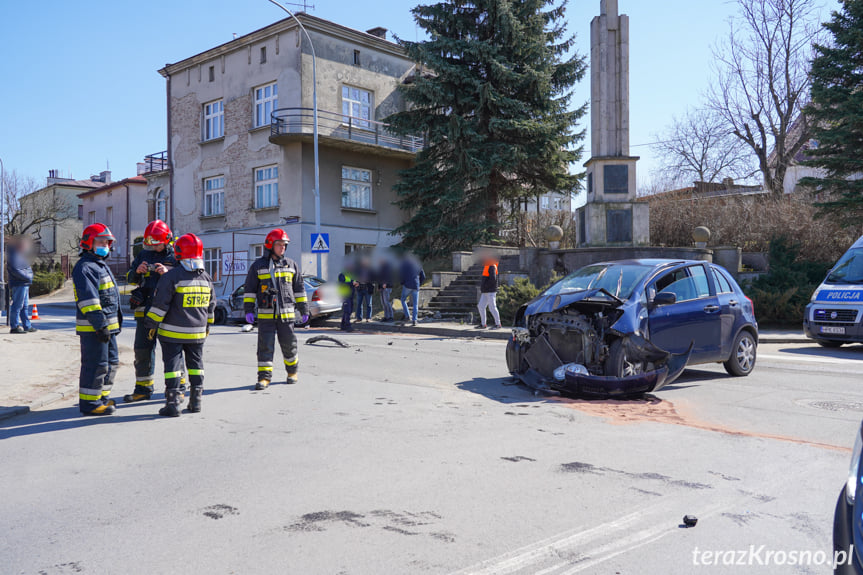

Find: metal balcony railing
<box><xmin>142</xmin><ymin>151</ymin><xmax>169</xmax><ymax>173</ymax></box>
<box><xmin>270</xmin><ymin>108</ymin><xmax>424</xmax><ymax>154</ymax></box>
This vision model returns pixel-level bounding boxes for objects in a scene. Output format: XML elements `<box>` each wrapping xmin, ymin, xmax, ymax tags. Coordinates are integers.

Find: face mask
<box><xmin>94</xmin><ymin>246</ymin><xmax>110</xmax><ymax>258</ymax></box>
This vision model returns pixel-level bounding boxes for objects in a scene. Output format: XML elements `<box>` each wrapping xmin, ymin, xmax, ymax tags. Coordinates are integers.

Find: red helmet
<box><xmin>143</xmin><ymin>220</ymin><xmax>173</xmax><ymax>247</ymax></box>
<box><xmin>174</xmin><ymin>234</ymin><xmax>203</xmax><ymax>261</ymax></box>
<box><xmin>264</xmin><ymin>228</ymin><xmax>290</xmax><ymax>250</ymax></box>
<box><xmin>80</xmin><ymin>223</ymin><xmax>115</xmax><ymax>251</ymax></box>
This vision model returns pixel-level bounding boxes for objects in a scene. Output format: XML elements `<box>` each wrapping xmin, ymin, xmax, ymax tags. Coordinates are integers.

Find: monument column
<box><xmin>577</xmin><ymin>0</ymin><xmax>649</xmax><ymax>246</ymax></box>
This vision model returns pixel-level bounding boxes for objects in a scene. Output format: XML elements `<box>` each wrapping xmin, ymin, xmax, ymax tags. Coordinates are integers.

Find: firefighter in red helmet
<box><xmin>144</xmin><ymin>234</ymin><xmax>215</xmax><ymax>416</ymax></box>
<box><xmin>73</xmin><ymin>223</ymin><xmax>122</xmax><ymax>416</ymax></box>
<box><xmin>124</xmin><ymin>220</ymin><xmax>177</xmax><ymax>402</ymax></box>
<box><xmin>243</xmin><ymin>228</ymin><xmax>308</xmax><ymax>389</ymax></box>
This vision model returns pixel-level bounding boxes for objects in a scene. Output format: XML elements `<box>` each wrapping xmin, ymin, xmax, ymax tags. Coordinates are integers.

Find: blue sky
<box><xmin>0</xmin><ymin>0</ymin><xmax>838</xmax><ymax>193</ymax></box>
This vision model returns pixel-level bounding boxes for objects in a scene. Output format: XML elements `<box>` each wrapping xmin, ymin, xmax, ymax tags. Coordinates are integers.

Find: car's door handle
<box><xmin>703</xmin><ymin>305</ymin><xmax>720</xmax><ymax>313</ymax></box>
<box><xmin>729</xmin><ymin>300</ymin><xmax>739</xmax><ymax>307</ymax></box>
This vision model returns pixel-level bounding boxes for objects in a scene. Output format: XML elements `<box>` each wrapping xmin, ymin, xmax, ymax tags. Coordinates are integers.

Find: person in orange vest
<box><xmin>477</xmin><ymin>252</ymin><xmax>503</xmax><ymax>330</ymax></box>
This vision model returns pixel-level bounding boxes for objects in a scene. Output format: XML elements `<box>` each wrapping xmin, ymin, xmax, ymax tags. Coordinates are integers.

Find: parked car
<box><xmin>805</xmin><ymin>234</ymin><xmax>863</xmax><ymax>348</ymax></box>
<box><xmin>214</xmin><ymin>275</ymin><xmax>341</xmax><ymax>326</ymax></box>
<box><xmin>506</xmin><ymin>259</ymin><xmax>759</xmax><ymax>398</ymax></box>
<box><xmin>832</xmin><ymin>421</ymin><xmax>863</xmax><ymax>574</ymax></box>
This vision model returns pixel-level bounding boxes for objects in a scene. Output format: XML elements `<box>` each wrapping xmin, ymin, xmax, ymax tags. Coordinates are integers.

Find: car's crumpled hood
<box><xmin>523</xmin><ymin>288</ymin><xmax>624</xmax><ymax>316</ymax></box>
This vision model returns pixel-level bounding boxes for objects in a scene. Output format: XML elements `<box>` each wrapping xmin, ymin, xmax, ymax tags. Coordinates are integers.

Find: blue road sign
<box><xmin>311</xmin><ymin>233</ymin><xmax>330</xmax><ymax>254</ymax></box>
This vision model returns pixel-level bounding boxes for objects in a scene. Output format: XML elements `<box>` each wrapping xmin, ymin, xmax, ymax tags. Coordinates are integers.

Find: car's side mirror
<box><xmin>653</xmin><ymin>292</ymin><xmax>677</xmax><ymax>307</ymax></box>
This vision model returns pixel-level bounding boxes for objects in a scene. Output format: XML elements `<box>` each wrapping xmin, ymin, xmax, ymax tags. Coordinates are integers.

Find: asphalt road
<box><xmin>1</xmin><ymin>326</ymin><xmax>861</xmax><ymax>575</ymax></box>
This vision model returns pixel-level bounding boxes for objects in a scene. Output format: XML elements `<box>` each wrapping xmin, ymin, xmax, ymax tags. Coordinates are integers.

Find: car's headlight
<box><xmin>846</xmin><ymin>425</ymin><xmax>863</xmax><ymax>505</ymax></box>
<box><xmin>810</xmin><ymin>291</ymin><xmax>819</xmax><ymax>303</ymax></box>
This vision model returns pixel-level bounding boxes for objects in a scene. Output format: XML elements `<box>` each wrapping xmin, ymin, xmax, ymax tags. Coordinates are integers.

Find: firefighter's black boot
<box><xmin>123</xmin><ymin>385</ymin><xmax>153</xmax><ymax>403</ymax></box>
<box><xmin>187</xmin><ymin>387</ymin><xmax>203</xmax><ymax>413</ymax></box>
<box><xmin>159</xmin><ymin>389</ymin><xmax>181</xmax><ymax>418</ymax></box>
<box><xmin>255</xmin><ymin>379</ymin><xmax>270</xmax><ymax>390</ymax></box>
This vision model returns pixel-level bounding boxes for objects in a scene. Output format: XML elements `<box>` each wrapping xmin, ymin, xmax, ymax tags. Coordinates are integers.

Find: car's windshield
<box><xmin>826</xmin><ymin>248</ymin><xmax>863</xmax><ymax>284</ymax></box>
<box><xmin>544</xmin><ymin>264</ymin><xmax>653</xmax><ymax>300</ymax></box>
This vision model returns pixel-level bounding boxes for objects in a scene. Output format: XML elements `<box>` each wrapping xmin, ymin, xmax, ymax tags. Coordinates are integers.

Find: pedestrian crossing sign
<box><xmin>311</xmin><ymin>233</ymin><xmax>330</xmax><ymax>253</ymax></box>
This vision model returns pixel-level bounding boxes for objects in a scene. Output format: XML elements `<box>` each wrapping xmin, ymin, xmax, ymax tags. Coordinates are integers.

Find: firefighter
<box><xmin>73</xmin><ymin>223</ymin><xmax>122</xmax><ymax>416</ymax></box>
<box><xmin>144</xmin><ymin>234</ymin><xmax>215</xmax><ymax>417</ymax></box>
<box><xmin>123</xmin><ymin>220</ymin><xmax>177</xmax><ymax>402</ymax></box>
<box><xmin>243</xmin><ymin>229</ymin><xmax>308</xmax><ymax>390</ymax></box>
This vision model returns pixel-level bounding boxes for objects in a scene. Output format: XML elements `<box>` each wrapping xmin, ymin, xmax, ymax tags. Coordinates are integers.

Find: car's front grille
<box><xmin>813</xmin><ymin>308</ymin><xmax>858</xmax><ymax>324</ymax></box>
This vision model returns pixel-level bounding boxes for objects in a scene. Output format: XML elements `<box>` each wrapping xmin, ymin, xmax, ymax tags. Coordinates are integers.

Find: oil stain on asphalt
<box><xmin>282</xmin><ymin>509</ymin><xmax>455</xmax><ymax>543</ymax></box>
<box><xmin>559</xmin><ymin>461</ymin><xmax>713</xmax><ymax>490</ymax></box>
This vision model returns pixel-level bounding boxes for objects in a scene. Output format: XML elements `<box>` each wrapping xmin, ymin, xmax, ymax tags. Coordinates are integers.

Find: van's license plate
<box><xmin>821</xmin><ymin>326</ymin><xmax>846</xmax><ymax>335</ymax></box>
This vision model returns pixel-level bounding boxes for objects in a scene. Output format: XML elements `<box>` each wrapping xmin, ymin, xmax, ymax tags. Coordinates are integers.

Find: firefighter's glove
<box><xmin>246</xmin><ymin>313</ymin><xmax>255</xmax><ymax>324</ymax></box>
<box><xmin>96</xmin><ymin>327</ymin><xmax>111</xmax><ymax>343</ymax></box>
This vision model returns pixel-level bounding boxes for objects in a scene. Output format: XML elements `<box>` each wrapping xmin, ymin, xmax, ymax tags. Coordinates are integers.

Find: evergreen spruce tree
<box><xmin>801</xmin><ymin>0</ymin><xmax>863</xmax><ymax>226</ymax></box>
<box><xmin>387</xmin><ymin>0</ymin><xmax>587</xmax><ymax>258</ymax></box>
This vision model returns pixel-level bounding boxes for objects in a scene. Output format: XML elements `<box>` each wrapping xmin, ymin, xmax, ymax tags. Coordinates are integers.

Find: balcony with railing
<box><xmin>140</xmin><ymin>151</ymin><xmax>169</xmax><ymax>175</ymax></box>
<box><xmin>270</xmin><ymin>108</ymin><xmax>424</xmax><ymax>159</ymax></box>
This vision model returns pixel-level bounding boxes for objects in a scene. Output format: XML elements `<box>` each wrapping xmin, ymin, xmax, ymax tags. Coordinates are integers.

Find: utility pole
<box><xmin>0</xmin><ymin>156</ymin><xmax>5</xmax><ymax>317</ymax></box>
<box><xmin>266</xmin><ymin>0</ymin><xmax>322</xmax><ymax>279</ymax></box>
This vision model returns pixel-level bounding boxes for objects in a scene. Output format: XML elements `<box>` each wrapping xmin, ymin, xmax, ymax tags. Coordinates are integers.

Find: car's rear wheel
<box><xmin>817</xmin><ymin>340</ymin><xmax>844</xmax><ymax>348</ymax></box>
<box><xmin>605</xmin><ymin>339</ymin><xmax>645</xmax><ymax>378</ymax></box>
<box><xmin>724</xmin><ymin>330</ymin><xmax>756</xmax><ymax>376</ymax></box>
<box><xmin>214</xmin><ymin>307</ymin><xmax>227</xmax><ymax>325</ymax></box>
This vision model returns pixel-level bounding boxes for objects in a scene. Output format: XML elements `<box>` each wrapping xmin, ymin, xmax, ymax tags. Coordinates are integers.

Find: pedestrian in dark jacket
<box><xmin>123</xmin><ymin>220</ymin><xmax>177</xmax><ymax>402</ymax></box>
<box><xmin>73</xmin><ymin>224</ymin><xmax>122</xmax><ymax>416</ymax></box>
<box><xmin>6</xmin><ymin>236</ymin><xmax>35</xmax><ymax>334</ymax></box>
<box><xmin>377</xmin><ymin>257</ymin><xmax>395</xmax><ymax>322</ymax></box>
<box><xmin>477</xmin><ymin>252</ymin><xmax>502</xmax><ymax>329</ymax></box>
<box><xmin>144</xmin><ymin>234</ymin><xmax>215</xmax><ymax>417</ymax></box>
<box><xmin>399</xmin><ymin>255</ymin><xmax>426</xmax><ymax>326</ymax></box>
<box><xmin>355</xmin><ymin>254</ymin><xmax>375</xmax><ymax>322</ymax></box>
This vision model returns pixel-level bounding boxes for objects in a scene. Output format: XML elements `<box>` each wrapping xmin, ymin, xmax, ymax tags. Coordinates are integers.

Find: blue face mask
<box><xmin>94</xmin><ymin>246</ymin><xmax>110</xmax><ymax>258</ymax></box>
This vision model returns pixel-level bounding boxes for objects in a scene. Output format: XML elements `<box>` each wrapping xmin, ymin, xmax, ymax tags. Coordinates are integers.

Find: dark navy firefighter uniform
<box><xmin>126</xmin><ymin>246</ymin><xmax>177</xmax><ymax>397</ymax></box>
<box><xmin>73</xmin><ymin>252</ymin><xmax>122</xmax><ymax>414</ymax></box>
<box><xmin>244</xmin><ymin>255</ymin><xmax>308</xmax><ymax>383</ymax></box>
<box><xmin>144</xmin><ymin>266</ymin><xmax>215</xmax><ymax>407</ymax></box>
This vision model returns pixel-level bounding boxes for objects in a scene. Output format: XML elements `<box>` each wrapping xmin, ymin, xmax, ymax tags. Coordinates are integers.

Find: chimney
<box><xmin>91</xmin><ymin>170</ymin><xmax>112</xmax><ymax>184</ymax></box>
<box><xmin>47</xmin><ymin>169</ymin><xmax>67</xmax><ymax>185</ymax></box>
<box><xmin>366</xmin><ymin>27</ymin><xmax>387</xmax><ymax>40</ymax></box>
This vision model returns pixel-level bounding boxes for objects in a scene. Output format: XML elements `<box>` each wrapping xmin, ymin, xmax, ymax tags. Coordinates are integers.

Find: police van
<box><xmin>804</xmin><ymin>235</ymin><xmax>863</xmax><ymax>347</ymax></box>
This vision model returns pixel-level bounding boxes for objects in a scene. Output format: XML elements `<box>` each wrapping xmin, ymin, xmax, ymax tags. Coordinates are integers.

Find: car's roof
<box><xmin>588</xmin><ymin>258</ymin><xmax>704</xmax><ymax>268</ymax></box>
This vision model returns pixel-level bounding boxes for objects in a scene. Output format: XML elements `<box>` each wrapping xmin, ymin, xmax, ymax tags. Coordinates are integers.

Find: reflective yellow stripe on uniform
<box><xmin>164</xmin><ymin>371</ymin><xmax>183</xmax><ymax>379</ymax></box>
<box><xmin>258</xmin><ymin>366</ymin><xmax>274</xmax><ymax>372</ymax></box>
<box><xmin>157</xmin><ymin>328</ymin><xmax>207</xmax><ymax>340</ymax></box>
<box><xmin>188</xmin><ymin>369</ymin><xmax>204</xmax><ymax>376</ymax></box>
<box><xmin>257</xmin><ymin>272</ymin><xmax>272</xmax><ymax>279</ymax></box>
<box><xmin>175</xmin><ymin>286</ymin><xmax>211</xmax><ymax>294</ymax></box>
<box><xmin>80</xmin><ymin>304</ymin><xmax>102</xmax><ymax>314</ymax></box>
<box><xmin>134</xmin><ymin>310</ymin><xmax>145</xmax><ymax>318</ymax></box>
<box><xmin>99</xmin><ymin>281</ymin><xmax>115</xmax><ymax>291</ymax></box>
<box><xmin>295</xmin><ymin>296</ymin><xmax>307</xmax><ymax>303</ymax></box>
<box><xmin>274</xmin><ymin>271</ymin><xmax>293</xmax><ymax>279</ymax></box>
<box><xmin>243</xmin><ymin>296</ymin><xmax>256</xmax><ymax>303</ymax></box>
<box><xmin>76</xmin><ymin>321</ymin><xmax>120</xmax><ymax>333</ymax></box>
<box><xmin>285</xmin><ymin>358</ymin><xmax>298</xmax><ymax>367</ymax></box>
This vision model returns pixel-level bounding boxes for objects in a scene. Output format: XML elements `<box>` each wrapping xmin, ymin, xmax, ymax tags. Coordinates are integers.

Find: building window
<box><xmin>78</xmin><ymin>205</ymin><xmax>84</xmax><ymax>220</ymax></box>
<box><xmin>540</xmin><ymin>196</ymin><xmax>550</xmax><ymax>210</ymax></box>
<box><xmin>208</xmin><ymin>65</ymin><xmax>215</xmax><ymax>82</ymax></box>
<box><xmin>254</xmin><ymin>165</ymin><xmax>279</xmax><ymax>209</ymax></box>
<box><xmin>88</xmin><ymin>211</ymin><xmax>96</xmax><ymax>225</ymax></box>
<box><xmin>203</xmin><ymin>176</ymin><xmax>225</xmax><ymax>216</ymax></box>
<box><xmin>353</xmin><ymin>50</ymin><xmax>361</xmax><ymax>66</ymax></box>
<box><xmin>254</xmin><ymin>82</ymin><xmax>278</xmax><ymax>128</ymax></box>
<box><xmin>105</xmin><ymin>206</ymin><xmax>113</xmax><ymax>227</ymax></box>
<box><xmin>155</xmin><ymin>189</ymin><xmax>168</xmax><ymax>222</ymax></box>
<box><xmin>260</xmin><ymin>46</ymin><xmax>267</xmax><ymax>64</ymax></box>
<box><xmin>251</xmin><ymin>244</ymin><xmax>265</xmax><ymax>260</ymax></box>
<box><xmin>341</xmin><ymin>166</ymin><xmax>372</xmax><ymax>210</ymax></box>
<box><xmin>345</xmin><ymin>243</ymin><xmax>375</xmax><ymax>255</ymax></box>
<box><xmin>341</xmin><ymin>86</ymin><xmax>372</xmax><ymax>129</ymax></box>
<box><xmin>204</xmin><ymin>248</ymin><xmax>221</xmax><ymax>282</ymax></box>
<box><xmin>203</xmin><ymin>100</ymin><xmax>224</xmax><ymax>141</ymax></box>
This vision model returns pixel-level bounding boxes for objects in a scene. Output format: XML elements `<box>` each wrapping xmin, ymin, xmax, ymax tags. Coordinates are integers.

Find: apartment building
<box><xmin>150</xmin><ymin>14</ymin><xmax>421</xmax><ymax>294</ymax></box>
<box><xmin>77</xmin><ymin>174</ymin><xmax>149</xmax><ymax>275</ymax></box>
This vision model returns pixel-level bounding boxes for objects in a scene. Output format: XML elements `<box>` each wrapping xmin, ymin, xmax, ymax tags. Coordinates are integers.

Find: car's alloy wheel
<box><xmin>724</xmin><ymin>331</ymin><xmax>756</xmax><ymax>377</ymax></box>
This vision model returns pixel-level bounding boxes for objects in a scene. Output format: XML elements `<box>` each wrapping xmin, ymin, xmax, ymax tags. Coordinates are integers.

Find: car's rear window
<box><xmin>545</xmin><ymin>264</ymin><xmax>653</xmax><ymax>300</ymax></box>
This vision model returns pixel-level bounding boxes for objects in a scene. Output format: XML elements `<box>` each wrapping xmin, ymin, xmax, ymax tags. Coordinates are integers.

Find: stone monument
<box><xmin>577</xmin><ymin>0</ymin><xmax>649</xmax><ymax>246</ymax></box>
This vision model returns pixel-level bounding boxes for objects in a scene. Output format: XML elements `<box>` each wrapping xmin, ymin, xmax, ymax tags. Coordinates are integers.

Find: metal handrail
<box><xmin>271</xmin><ymin>108</ymin><xmax>424</xmax><ymax>154</ymax></box>
<box><xmin>143</xmin><ymin>151</ymin><xmax>169</xmax><ymax>173</ymax></box>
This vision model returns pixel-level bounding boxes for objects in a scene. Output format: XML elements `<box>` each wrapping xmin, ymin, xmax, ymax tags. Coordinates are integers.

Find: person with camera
<box><xmin>123</xmin><ymin>220</ymin><xmax>177</xmax><ymax>403</ymax></box>
<box><xmin>243</xmin><ymin>229</ymin><xmax>308</xmax><ymax>390</ymax></box>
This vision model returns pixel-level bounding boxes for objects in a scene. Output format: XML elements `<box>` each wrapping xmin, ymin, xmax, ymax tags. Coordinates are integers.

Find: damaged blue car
<box><xmin>506</xmin><ymin>259</ymin><xmax>758</xmax><ymax>398</ymax></box>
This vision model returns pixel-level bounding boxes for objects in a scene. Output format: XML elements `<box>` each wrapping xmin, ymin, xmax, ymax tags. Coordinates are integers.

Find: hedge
<box><xmin>30</xmin><ymin>271</ymin><xmax>66</xmax><ymax>297</ymax></box>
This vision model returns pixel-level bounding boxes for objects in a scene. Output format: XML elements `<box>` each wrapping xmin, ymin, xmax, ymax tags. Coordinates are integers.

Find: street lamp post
<box><xmin>266</xmin><ymin>0</ymin><xmax>322</xmax><ymax>279</ymax></box>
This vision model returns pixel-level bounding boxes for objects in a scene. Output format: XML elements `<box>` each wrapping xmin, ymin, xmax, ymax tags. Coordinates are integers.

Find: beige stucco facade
<box><xmin>156</xmin><ymin>14</ymin><xmax>418</xmax><ymax>291</ymax></box>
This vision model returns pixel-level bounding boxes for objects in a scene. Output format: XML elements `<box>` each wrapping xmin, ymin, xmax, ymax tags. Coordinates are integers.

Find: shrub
<box><xmin>743</xmin><ymin>236</ymin><xmax>831</xmax><ymax>325</ymax></box>
<box><xmin>30</xmin><ymin>271</ymin><xmax>66</xmax><ymax>297</ymax></box>
<box><xmin>496</xmin><ymin>273</ymin><xmax>562</xmax><ymax>325</ymax></box>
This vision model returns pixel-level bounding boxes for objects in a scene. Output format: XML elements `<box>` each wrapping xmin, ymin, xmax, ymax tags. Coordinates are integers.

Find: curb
<box><xmin>0</xmin><ymin>387</ymin><xmax>77</xmax><ymax>423</ymax></box>
<box><xmin>321</xmin><ymin>320</ymin><xmax>511</xmax><ymax>340</ymax></box>
<box><xmin>0</xmin><ymin>406</ymin><xmax>30</xmax><ymax>422</ymax></box>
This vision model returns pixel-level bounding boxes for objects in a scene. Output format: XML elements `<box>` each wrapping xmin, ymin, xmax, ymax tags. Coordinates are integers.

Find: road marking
<box><xmin>760</xmin><ymin>353</ymin><xmax>862</xmax><ymax>365</ymax></box>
